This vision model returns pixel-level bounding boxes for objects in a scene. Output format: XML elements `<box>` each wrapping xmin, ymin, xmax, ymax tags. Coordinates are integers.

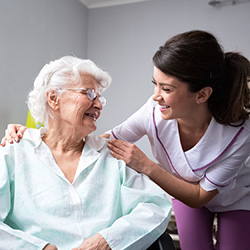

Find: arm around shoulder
<box><xmin>1</xmin><ymin>124</ymin><xmax>27</xmax><ymax>146</ymax></box>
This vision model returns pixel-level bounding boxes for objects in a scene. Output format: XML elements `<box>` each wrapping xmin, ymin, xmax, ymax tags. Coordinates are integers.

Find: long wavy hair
<box><xmin>153</xmin><ymin>30</ymin><xmax>250</xmax><ymax>126</ymax></box>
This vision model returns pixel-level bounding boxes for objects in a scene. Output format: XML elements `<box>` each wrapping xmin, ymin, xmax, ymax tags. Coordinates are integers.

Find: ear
<box><xmin>196</xmin><ymin>86</ymin><xmax>213</xmax><ymax>104</ymax></box>
<box><xmin>47</xmin><ymin>90</ymin><xmax>59</xmax><ymax>110</ymax></box>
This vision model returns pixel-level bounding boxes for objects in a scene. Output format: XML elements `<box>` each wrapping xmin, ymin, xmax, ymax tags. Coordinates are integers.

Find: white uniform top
<box><xmin>110</xmin><ymin>96</ymin><xmax>250</xmax><ymax>212</ymax></box>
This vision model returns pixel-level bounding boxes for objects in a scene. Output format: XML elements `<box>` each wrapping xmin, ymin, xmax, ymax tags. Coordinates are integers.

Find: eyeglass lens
<box><xmin>86</xmin><ymin>89</ymin><xmax>106</xmax><ymax>106</ymax></box>
<box><xmin>86</xmin><ymin>89</ymin><xmax>96</xmax><ymax>101</ymax></box>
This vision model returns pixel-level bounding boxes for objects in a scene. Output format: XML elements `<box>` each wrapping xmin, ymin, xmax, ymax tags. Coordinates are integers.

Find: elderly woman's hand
<box><xmin>1</xmin><ymin>124</ymin><xmax>27</xmax><ymax>146</ymax></box>
<box><xmin>71</xmin><ymin>233</ymin><xmax>111</xmax><ymax>250</ymax></box>
<box><xmin>43</xmin><ymin>244</ymin><xmax>58</xmax><ymax>250</ymax></box>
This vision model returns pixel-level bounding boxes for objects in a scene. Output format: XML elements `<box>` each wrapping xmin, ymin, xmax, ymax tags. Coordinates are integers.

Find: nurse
<box><xmin>2</xmin><ymin>30</ymin><xmax>250</xmax><ymax>250</ymax></box>
<box><xmin>105</xmin><ymin>30</ymin><xmax>250</xmax><ymax>250</ymax></box>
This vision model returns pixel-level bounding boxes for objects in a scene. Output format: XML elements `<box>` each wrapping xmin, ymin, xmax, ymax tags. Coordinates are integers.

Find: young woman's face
<box><xmin>152</xmin><ymin>67</ymin><xmax>199</xmax><ymax>121</ymax></box>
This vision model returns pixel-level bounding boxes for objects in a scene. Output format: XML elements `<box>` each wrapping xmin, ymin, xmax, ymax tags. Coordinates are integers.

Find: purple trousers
<box><xmin>172</xmin><ymin>199</ymin><xmax>250</xmax><ymax>250</ymax></box>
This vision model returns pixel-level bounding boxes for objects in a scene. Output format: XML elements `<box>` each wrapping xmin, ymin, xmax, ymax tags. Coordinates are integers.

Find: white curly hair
<box><xmin>27</xmin><ymin>56</ymin><xmax>112</xmax><ymax>127</ymax></box>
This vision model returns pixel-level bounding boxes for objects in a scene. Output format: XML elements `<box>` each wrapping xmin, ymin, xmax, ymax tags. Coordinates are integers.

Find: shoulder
<box><xmin>242</xmin><ymin>119</ymin><xmax>250</xmax><ymax>132</ymax></box>
<box><xmin>210</xmin><ymin>119</ymin><xmax>250</xmax><ymax>146</ymax></box>
<box><xmin>85</xmin><ymin>134</ymin><xmax>108</xmax><ymax>151</ymax></box>
<box><xmin>240</xmin><ymin>119</ymin><xmax>250</xmax><ymax>145</ymax></box>
<box><xmin>1</xmin><ymin>128</ymin><xmax>40</xmax><ymax>155</ymax></box>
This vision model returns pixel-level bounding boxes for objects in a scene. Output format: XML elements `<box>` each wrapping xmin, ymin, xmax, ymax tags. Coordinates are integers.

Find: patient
<box><xmin>0</xmin><ymin>56</ymin><xmax>171</xmax><ymax>250</ymax></box>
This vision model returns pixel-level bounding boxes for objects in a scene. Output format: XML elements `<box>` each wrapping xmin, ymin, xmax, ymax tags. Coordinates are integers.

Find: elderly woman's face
<box><xmin>57</xmin><ymin>74</ymin><xmax>103</xmax><ymax>136</ymax></box>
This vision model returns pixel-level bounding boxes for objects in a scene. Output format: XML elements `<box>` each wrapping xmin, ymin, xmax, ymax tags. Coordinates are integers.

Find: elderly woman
<box><xmin>0</xmin><ymin>56</ymin><xmax>171</xmax><ymax>250</ymax></box>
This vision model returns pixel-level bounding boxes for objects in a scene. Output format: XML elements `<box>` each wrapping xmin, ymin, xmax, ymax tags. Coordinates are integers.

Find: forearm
<box><xmin>107</xmin><ymin>139</ymin><xmax>218</xmax><ymax>208</ymax></box>
<box><xmin>145</xmin><ymin>161</ymin><xmax>218</xmax><ymax>208</ymax></box>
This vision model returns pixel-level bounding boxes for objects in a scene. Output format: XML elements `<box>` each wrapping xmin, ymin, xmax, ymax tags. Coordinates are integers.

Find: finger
<box><xmin>4</xmin><ymin>129</ymin><xmax>14</xmax><ymax>144</ymax></box>
<box><xmin>107</xmin><ymin>141</ymin><xmax>127</xmax><ymax>155</ymax></box>
<box><xmin>6</xmin><ymin>124</ymin><xmax>22</xmax><ymax>140</ymax></box>
<box><xmin>1</xmin><ymin>137</ymin><xmax>7</xmax><ymax>147</ymax></box>
<box><xmin>100</xmin><ymin>133</ymin><xmax>110</xmax><ymax>139</ymax></box>
<box><xmin>110</xmin><ymin>150</ymin><xmax>126</xmax><ymax>162</ymax></box>
<box><xmin>17</xmin><ymin>126</ymin><xmax>27</xmax><ymax>138</ymax></box>
<box><xmin>109</xmin><ymin>139</ymin><xmax>129</xmax><ymax>146</ymax></box>
<box><xmin>108</xmin><ymin>140</ymin><xmax>131</xmax><ymax>151</ymax></box>
<box><xmin>5</xmin><ymin>129</ymin><xmax>17</xmax><ymax>143</ymax></box>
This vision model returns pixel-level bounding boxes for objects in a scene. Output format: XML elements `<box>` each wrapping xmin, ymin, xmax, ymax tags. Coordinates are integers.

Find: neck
<box><xmin>41</xmin><ymin>121</ymin><xmax>87</xmax><ymax>183</ymax></box>
<box><xmin>177</xmin><ymin>105</ymin><xmax>212</xmax><ymax>134</ymax></box>
<box><xmin>177</xmin><ymin>108</ymin><xmax>212</xmax><ymax>151</ymax></box>
<box><xmin>42</xmin><ymin>123</ymin><xmax>86</xmax><ymax>155</ymax></box>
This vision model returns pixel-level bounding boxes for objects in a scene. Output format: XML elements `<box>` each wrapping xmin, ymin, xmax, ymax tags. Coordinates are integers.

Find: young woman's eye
<box><xmin>162</xmin><ymin>87</ymin><xmax>172</xmax><ymax>92</ymax></box>
<box><xmin>152</xmin><ymin>80</ymin><xmax>157</xmax><ymax>86</ymax></box>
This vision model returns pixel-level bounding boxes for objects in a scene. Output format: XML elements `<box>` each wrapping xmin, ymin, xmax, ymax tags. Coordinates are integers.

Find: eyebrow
<box><xmin>152</xmin><ymin>78</ymin><xmax>177</xmax><ymax>88</ymax></box>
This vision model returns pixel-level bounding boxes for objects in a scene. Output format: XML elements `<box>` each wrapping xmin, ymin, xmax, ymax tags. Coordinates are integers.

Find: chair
<box><xmin>26</xmin><ymin>110</ymin><xmax>43</xmax><ymax>128</ymax></box>
<box><xmin>147</xmin><ymin>232</ymin><xmax>176</xmax><ymax>250</ymax></box>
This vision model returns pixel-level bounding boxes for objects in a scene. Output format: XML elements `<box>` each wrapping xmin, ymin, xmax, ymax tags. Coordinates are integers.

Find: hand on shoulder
<box><xmin>1</xmin><ymin>124</ymin><xmax>27</xmax><ymax>147</ymax></box>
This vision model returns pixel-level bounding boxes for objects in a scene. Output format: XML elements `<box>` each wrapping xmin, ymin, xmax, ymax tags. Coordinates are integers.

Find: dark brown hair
<box><xmin>153</xmin><ymin>30</ymin><xmax>250</xmax><ymax>126</ymax></box>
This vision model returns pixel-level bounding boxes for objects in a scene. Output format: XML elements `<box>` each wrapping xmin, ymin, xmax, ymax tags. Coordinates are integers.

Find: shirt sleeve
<box><xmin>98</xmin><ymin>163</ymin><xmax>172</xmax><ymax>250</ymax></box>
<box><xmin>109</xmin><ymin>97</ymin><xmax>154</xmax><ymax>143</ymax></box>
<box><xmin>0</xmin><ymin>147</ymin><xmax>49</xmax><ymax>250</ymax></box>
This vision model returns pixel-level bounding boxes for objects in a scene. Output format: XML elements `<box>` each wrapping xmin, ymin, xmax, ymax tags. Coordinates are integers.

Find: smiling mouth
<box><xmin>159</xmin><ymin>105</ymin><xmax>170</xmax><ymax>110</ymax></box>
<box><xmin>85</xmin><ymin>112</ymin><xmax>98</xmax><ymax>120</ymax></box>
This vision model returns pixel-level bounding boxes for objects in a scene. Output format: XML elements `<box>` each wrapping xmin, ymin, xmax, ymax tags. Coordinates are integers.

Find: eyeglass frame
<box><xmin>58</xmin><ymin>88</ymin><xmax>107</xmax><ymax>106</ymax></box>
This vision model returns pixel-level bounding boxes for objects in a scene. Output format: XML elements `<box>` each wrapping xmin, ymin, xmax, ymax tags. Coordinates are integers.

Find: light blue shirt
<box><xmin>0</xmin><ymin>128</ymin><xmax>171</xmax><ymax>250</ymax></box>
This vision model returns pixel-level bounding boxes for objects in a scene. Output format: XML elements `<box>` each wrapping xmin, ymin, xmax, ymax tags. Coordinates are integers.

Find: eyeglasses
<box><xmin>60</xmin><ymin>88</ymin><xmax>107</xmax><ymax>106</ymax></box>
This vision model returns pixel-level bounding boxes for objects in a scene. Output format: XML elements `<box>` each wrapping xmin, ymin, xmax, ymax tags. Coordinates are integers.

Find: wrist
<box><xmin>143</xmin><ymin>160</ymin><xmax>158</xmax><ymax>178</ymax></box>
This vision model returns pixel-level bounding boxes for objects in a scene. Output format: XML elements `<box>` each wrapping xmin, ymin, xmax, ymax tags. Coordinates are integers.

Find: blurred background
<box><xmin>1</xmin><ymin>0</ymin><xmax>250</xmax><ymax>159</ymax></box>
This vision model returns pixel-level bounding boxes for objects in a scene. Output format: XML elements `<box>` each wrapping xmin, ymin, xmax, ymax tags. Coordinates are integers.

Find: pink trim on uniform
<box><xmin>193</xmin><ymin>127</ymin><xmax>244</xmax><ymax>172</ymax></box>
<box><xmin>153</xmin><ymin>107</ymin><xmax>185</xmax><ymax>180</ymax></box>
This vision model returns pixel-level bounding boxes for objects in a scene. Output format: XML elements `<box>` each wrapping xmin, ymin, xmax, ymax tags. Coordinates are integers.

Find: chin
<box><xmin>89</xmin><ymin>125</ymin><xmax>97</xmax><ymax>133</ymax></box>
<box><xmin>161</xmin><ymin>113</ymin><xmax>170</xmax><ymax>120</ymax></box>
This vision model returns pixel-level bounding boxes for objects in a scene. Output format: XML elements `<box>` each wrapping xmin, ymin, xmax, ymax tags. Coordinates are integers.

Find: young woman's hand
<box><xmin>100</xmin><ymin>133</ymin><xmax>110</xmax><ymax>139</ymax></box>
<box><xmin>71</xmin><ymin>233</ymin><xmax>111</xmax><ymax>250</ymax></box>
<box><xmin>1</xmin><ymin>124</ymin><xmax>27</xmax><ymax>146</ymax></box>
<box><xmin>107</xmin><ymin>139</ymin><xmax>154</xmax><ymax>175</ymax></box>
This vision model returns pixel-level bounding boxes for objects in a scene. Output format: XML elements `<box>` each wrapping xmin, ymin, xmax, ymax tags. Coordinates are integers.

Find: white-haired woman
<box><xmin>0</xmin><ymin>56</ymin><xmax>171</xmax><ymax>250</ymax></box>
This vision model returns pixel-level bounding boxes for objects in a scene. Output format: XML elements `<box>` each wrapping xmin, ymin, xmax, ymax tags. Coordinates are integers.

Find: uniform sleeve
<box><xmin>109</xmin><ymin>97</ymin><xmax>154</xmax><ymax>143</ymax></box>
<box><xmin>200</xmin><ymin>138</ymin><xmax>250</xmax><ymax>193</ymax></box>
<box><xmin>0</xmin><ymin>148</ymin><xmax>48</xmax><ymax>250</ymax></box>
<box><xmin>98</xmin><ymin>163</ymin><xmax>172</xmax><ymax>250</ymax></box>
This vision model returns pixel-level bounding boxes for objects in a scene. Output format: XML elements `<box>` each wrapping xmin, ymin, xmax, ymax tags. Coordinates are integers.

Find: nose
<box><xmin>93</xmin><ymin>97</ymin><xmax>104</xmax><ymax>110</ymax></box>
<box><xmin>152</xmin><ymin>86</ymin><xmax>162</xmax><ymax>101</ymax></box>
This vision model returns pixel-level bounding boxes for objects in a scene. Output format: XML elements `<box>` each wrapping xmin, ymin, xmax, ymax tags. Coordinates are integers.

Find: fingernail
<box><xmin>14</xmin><ymin>137</ymin><xmax>19</xmax><ymax>142</ymax></box>
<box><xmin>9</xmin><ymin>140</ymin><xmax>13</xmax><ymax>144</ymax></box>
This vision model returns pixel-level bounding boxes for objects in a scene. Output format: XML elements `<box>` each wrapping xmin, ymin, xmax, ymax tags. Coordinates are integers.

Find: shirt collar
<box><xmin>23</xmin><ymin>128</ymin><xmax>108</xmax><ymax>183</ymax></box>
<box><xmin>85</xmin><ymin>134</ymin><xmax>107</xmax><ymax>151</ymax></box>
<box><xmin>23</xmin><ymin>128</ymin><xmax>107</xmax><ymax>152</ymax></box>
